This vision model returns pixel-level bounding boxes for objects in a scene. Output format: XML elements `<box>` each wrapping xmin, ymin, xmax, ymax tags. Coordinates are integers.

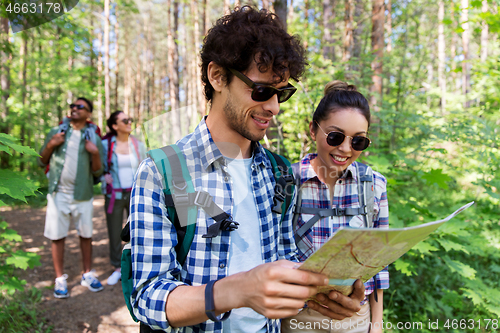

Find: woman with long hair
<box><xmin>282</xmin><ymin>81</ymin><xmax>389</xmax><ymax>333</ymax></box>
<box><xmin>102</xmin><ymin>111</ymin><xmax>146</xmax><ymax>285</ymax></box>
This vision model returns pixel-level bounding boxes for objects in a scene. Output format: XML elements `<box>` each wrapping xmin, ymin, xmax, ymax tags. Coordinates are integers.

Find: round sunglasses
<box><xmin>120</xmin><ymin>118</ymin><xmax>134</xmax><ymax>124</ymax></box>
<box><xmin>316</xmin><ymin>122</ymin><xmax>371</xmax><ymax>151</ymax></box>
<box><xmin>228</xmin><ymin>68</ymin><xmax>297</xmax><ymax>103</ymax></box>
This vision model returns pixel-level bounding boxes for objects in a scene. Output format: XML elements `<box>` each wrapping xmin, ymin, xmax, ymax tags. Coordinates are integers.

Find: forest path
<box><xmin>0</xmin><ymin>195</ymin><xmax>140</xmax><ymax>333</ymax></box>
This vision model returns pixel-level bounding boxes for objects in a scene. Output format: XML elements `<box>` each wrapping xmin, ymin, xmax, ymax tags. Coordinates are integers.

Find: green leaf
<box><xmin>422</xmin><ymin>169</ymin><xmax>452</xmax><ymax>189</ymax></box>
<box><xmin>5</xmin><ymin>251</ymin><xmax>41</xmax><ymax>270</ymax></box>
<box><xmin>436</xmin><ymin>238</ymin><xmax>469</xmax><ymax>254</ymax></box>
<box><xmin>0</xmin><ymin>169</ymin><xmax>39</xmax><ymax>202</ymax></box>
<box><xmin>443</xmin><ymin>256</ymin><xmax>476</xmax><ymax>279</ymax></box>
<box><xmin>394</xmin><ymin>259</ymin><xmax>414</xmax><ymax>276</ymax></box>
<box><xmin>412</xmin><ymin>241</ymin><xmax>439</xmax><ymax>255</ymax></box>
<box><xmin>0</xmin><ymin>133</ymin><xmax>39</xmax><ymax>157</ymax></box>
<box><xmin>0</xmin><ymin>228</ymin><xmax>23</xmax><ymax>242</ymax></box>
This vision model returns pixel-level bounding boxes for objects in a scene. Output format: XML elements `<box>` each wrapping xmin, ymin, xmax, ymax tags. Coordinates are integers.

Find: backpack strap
<box><xmin>291</xmin><ymin>162</ymin><xmax>302</xmax><ymax>232</ymax></box>
<box><xmin>264</xmin><ymin>149</ymin><xmax>295</xmax><ymax>220</ymax></box>
<box><xmin>149</xmin><ymin>145</ymin><xmax>239</xmax><ymax>261</ymax></box>
<box><xmin>148</xmin><ymin>145</ymin><xmax>198</xmax><ymax>266</ymax></box>
<box><xmin>355</xmin><ymin>162</ymin><xmax>375</xmax><ymax>228</ymax></box>
<box><xmin>294</xmin><ymin>162</ymin><xmax>375</xmax><ymax>240</ymax></box>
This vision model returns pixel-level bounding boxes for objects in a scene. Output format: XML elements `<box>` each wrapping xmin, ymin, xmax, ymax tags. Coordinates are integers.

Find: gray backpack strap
<box><xmin>356</xmin><ymin>162</ymin><xmax>375</xmax><ymax>228</ymax></box>
<box><xmin>291</xmin><ymin>162</ymin><xmax>302</xmax><ymax>232</ymax></box>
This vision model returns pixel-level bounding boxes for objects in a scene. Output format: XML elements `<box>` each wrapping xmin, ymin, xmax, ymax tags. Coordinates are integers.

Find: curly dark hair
<box><xmin>200</xmin><ymin>6</ymin><xmax>307</xmax><ymax>102</ymax></box>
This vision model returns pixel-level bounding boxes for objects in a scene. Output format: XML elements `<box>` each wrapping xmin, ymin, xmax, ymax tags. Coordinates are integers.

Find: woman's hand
<box><xmin>104</xmin><ymin>174</ymin><xmax>113</xmax><ymax>184</ymax></box>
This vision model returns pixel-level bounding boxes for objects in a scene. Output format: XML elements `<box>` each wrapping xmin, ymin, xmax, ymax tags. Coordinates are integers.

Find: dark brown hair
<box><xmin>311</xmin><ymin>81</ymin><xmax>371</xmax><ymax>132</ymax></box>
<box><xmin>200</xmin><ymin>6</ymin><xmax>307</xmax><ymax>102</ymax></box>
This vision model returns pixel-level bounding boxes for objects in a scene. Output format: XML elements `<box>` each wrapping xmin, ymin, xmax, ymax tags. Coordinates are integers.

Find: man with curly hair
<box><xmin>130</xmin><ymin>6</ymin><xmax>365</xmax><ymax>333</ymax></box>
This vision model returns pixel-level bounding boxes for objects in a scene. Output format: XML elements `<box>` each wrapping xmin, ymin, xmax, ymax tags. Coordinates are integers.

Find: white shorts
<box><xmin>44</xmin><ymin>192</ymin><xmax>94</xmax><ymax>240</ymax></box>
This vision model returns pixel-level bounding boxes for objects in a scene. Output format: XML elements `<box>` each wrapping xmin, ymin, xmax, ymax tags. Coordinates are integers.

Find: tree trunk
<box><xmin>167</xmin><ymin>0</ymin><xmax>180</xmax><ymax>140</ymax></box>
<box><xmin>114</xmin><ymin>9</ymin><xmax>120</xmax><ymax>111</ymax></box>
<box><xmin>104</xmin><ymin>0</ymin><xmax>111</xmax><ymax>120</ymax></box>
<box><xmin>385</xmin><ymin>0</ymin><xmax>392</xmax><ymax>53</ymax></box>
<box><xmin>481</xmin><ymin>0</ymin><xmax>488</xmax><ymax>61</ymax></box>
<box><xmin>461</xmin><ymin>0</ymin><xmax>470</xmax><ymax>108</ymax></box>
<box><xmin>124</xmin><ymin>41</ymin><xmax>131</xmax><ymax>115</ymax></box>
<box><xmin>192</xmin><ymin>0</ymin><xmax>205</xmax><ymax>117</ymax></box>
<box><xmin>204</xmin><ymin>0</ymin><xmax>210</xmax><ymax>35</ymax></box>
<box><xmin>322</xmin><ymin>0</ymin><xmax>336</xmax><ymax>61</ymax></box>
<box><xmin>274</xmin><ymin>0</ymin><xmax>287</xmax><ymax>31</ymax></box>
<box><xmin>438</xmin><ymin>0</ymin><xmax>446</xmax><ymax>113</ymax></box>
<box><xmin>451</xmin><ymin>5</ymin><xmax>459</xmax><ymax>94</ymax></box>
<box><xmin>352</xmin><ymin>0</ymin><xmax>364</xmax><ymax>57</ymax></box>
<box><xmin>97</xmin><ymin>30</ymin><xmax>104</xmax><ymax>129</ymax></box>
<box><xmin>343</xmin><ymin>0</ymin><xmax>354</xmax><ymax>62</ymax></box>
<box><xmin>1</xmin><ymin>18</ymin><xmax>11</xmax><ymax>168</ymax></box>
<box><xmin>19</xmin><ymin>32</ymin><xmax>28</xmax><ymax>172</ymax></box>
<box><xmin>370</xmin><ymin>0</ymin><xmax>384</xmax><ymax>113</ymax></box>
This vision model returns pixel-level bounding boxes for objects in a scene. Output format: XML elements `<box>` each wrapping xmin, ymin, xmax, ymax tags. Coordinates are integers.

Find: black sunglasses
<box><xmin>316</xmin><ymin>122</ymin><xmax>371</xmax><ymax>151</ymax></box>
<box><xmin>228</xmin><ymin>68</ymin><xmax>297</xmax><ymax>103</ymax></box>
<box><xmin>120</xmin><ymin>118</ymin><xmax>133</xmax><ymax>124</ymax></box>
<box><xmin>70</xmin><ymin>103</ymin><xmax>89</xmax><ymax>111</ymax></box>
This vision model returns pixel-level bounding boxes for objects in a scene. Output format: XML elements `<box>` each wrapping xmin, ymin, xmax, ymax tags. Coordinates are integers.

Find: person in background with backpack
<box><xmin>101</xmin><ymin>111</ymin><xmax>146</xmax><ymax>286</ymax></box>
<box><xmin>129</xmin><ymin>7</ymin><xmax>366</xmax><ymax>333</ymax></box>
<box><xmin>281</xmin><ymin>81</ymin><xmax>389</xmax><ymax>333</ymax></box>
<box><xmin>38</xmin><ymin>97</ymin><xmax>106</xmax><ymax>299</ymax></box>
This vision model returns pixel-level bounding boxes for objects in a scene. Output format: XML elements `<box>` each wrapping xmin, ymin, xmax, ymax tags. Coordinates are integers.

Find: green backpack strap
<box><xmin>148</xmin><ymin>144</ymin><xmax>197</xmax><ymax>266</ymax></box>
<box><xmin>264</xmin><ymin>149</ymin><xmax>295</xmax><ymax>222</ymax></box>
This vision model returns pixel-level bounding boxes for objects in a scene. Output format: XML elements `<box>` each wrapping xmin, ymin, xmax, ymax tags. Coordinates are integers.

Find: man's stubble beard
<box><xmin>223</xmin><ymin>93</ymin><xmax>266</xmax><ymax>143</ymax></box>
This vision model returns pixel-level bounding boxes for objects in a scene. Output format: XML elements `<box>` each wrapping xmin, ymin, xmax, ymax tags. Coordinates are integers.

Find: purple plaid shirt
<box><xmin>294</xmin><ymin>154</ymin><xmax>390</xmax><ymax>296</ymax></box>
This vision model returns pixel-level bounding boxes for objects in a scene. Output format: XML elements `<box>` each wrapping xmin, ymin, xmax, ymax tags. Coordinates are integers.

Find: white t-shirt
<box><xmin>116</xmin><ymin>152</ymin><xmax>137</xmax><ymax>189</ymax></box>
<box><xmin>223</xmin><ymin>157</ymin><xmax>266</xmax><ymax>333</ymax></box>
<box><xmin>58</xmin><ymin>129</ymin><xmax>81</xmax><ymax>194</ymax></box>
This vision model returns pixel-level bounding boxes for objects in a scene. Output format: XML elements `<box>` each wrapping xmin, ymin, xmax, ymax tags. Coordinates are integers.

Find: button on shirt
<box><xmin>129</xmin><ymin>117</ymin><xmax>297</xmax><ymax>332</ymax></box>
<box><xmin>294</xmin><ymin>154</ymin><xmax>390</xmax><ymax>296</ymax></box>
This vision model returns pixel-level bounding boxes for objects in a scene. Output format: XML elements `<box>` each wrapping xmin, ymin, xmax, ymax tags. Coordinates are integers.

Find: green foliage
<box><xmin>0</xmin><ymin>287</ymin><xmax>52</xmax><ymax>333</ymax></box>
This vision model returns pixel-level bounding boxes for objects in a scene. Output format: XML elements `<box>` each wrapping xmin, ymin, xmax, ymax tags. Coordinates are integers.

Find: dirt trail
<box><xmin>0</xmin><ymin>195</ymin><xmax>140</xmax><ymax>333</ymax></box>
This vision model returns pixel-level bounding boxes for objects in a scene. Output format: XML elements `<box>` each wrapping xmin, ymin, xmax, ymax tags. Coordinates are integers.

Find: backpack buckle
<box><xmin>173</xmin><ymin>193</ymin><xmax>189</xmax><ymax>206</ymax></box>
<box><xmin>172</xmin><ymin>179</ymin><xmax>187</xmax><ymax>191</ymax></box>
<box><xmin>221</xmin><ymin>218</ymin><xmax>239</xmax><ymax>231</ymax></box>
<box><xmin>194</xmin><ymin>191</ymin><xmax>211</xmax><ymax>208</ymax></box>
<box><xmin>281</xmin><ymin>173</ymin><xmax>294</xmax><ymax>184</ymax></box>
<box><xmin>333</xmin><ymin>208</ymin><xmax>345</xmax><ymax>216</ymax></box>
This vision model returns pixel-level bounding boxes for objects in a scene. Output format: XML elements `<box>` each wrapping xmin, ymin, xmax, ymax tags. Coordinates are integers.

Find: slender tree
<box><xmin>322</xmin><ymin>0</ymin><xmax>336</xmax><ymax>60</ymax></box>
<box><xmin>114</xmin><ymin>8</ymin><xmax>120</xmax><ymax>111</ymax></box>
<box><xmin>274</xmin><ymin>0</ymin><xmax>288</xmax><ymax>30</ymax></box>
<box><xmin>481</xmin><ymin>0</ymin><xmax>489</xmax><ymax>61</ymax></box>
<box><xmin>104</xmin><ymin>0</ymin><xmax>111</xmax><ymax>119</ymax></box>
<box><xmin>370</xmin><ymin>0</ymin><xmax>385</xmax><ymax>113</ymax></box>
<box><xmin>461</xmin><ymin>0</ymin><xmax>470</xmax><ymax>108</ymax></box>
<box><xmin>438</xmin><ymin>0</ymin><xmax>446</xmax><ymax>112</ymax></box>
<box><xmin>343</xmin><ymin>0</ymin><xmax>354</xmax><ymax>62</ymax></box>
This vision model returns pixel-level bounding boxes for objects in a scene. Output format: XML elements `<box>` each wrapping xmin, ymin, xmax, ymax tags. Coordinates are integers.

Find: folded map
<box><xmin>299</xmin><ymin>201</ymin><xmax>475</xmax><ymax>296</ymax></box>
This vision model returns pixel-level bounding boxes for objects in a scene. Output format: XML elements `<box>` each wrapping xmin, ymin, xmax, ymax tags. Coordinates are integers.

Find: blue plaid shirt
<box><xmin>294</xmin><ymin>154</ymin><xmax>390</xmax><ymax>296</ymax></box>
<box><xmin>129</xmin><ymin>118</ymin><xmax>297</xmax><ymax>332</ymax></box>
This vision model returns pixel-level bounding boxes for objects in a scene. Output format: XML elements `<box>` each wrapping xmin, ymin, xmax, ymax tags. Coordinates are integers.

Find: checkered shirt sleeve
<box><xmin>295</xmin><ymin>154</ymin><xmax>390</xmax><ymax>296</ymax></box>
<box><xmin>129</xmin><ymin>118</ymin><xmax>297</xmax><ymax>332</ymax></box>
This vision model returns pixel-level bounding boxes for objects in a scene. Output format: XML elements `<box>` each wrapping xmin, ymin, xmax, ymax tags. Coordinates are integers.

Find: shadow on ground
<box><xmin>0</xmin><ymin>195</ymin><xmax>140</xmax><ymax>333</ymax></box>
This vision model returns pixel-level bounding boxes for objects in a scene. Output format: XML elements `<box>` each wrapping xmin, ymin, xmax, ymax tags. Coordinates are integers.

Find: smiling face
<box><xmin>219</xmin><ymin>61</ymin><xmax>291</xmax><ymax>143</ymax></box>
<box><xmin>112</xmin><ymin>112</ymin><xmax>133</xmax><ymax>135</ymax></box>
<box><xmin>70</xmin><ymin>99</ymin><xmax>92</xmax><ymax>122</ymax></box>
<box><xmin>311</xmin><ymin>108</ymin><xmax>369</xmax><ymax>184</ymax></box>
